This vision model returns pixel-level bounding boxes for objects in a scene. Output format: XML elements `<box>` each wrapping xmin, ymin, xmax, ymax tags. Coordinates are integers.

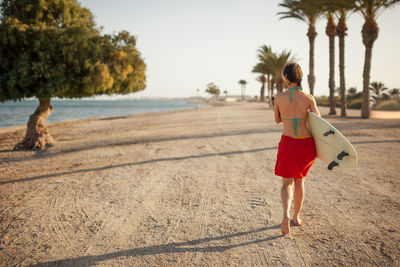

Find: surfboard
<box><xmin>307</xmin><ymin>111</ymin><xmax>357</xmax><ymax>170</ymax></box>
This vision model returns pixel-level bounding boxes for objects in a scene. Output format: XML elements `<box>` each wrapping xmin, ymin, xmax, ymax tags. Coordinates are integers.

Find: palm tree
<box><xmin>223</xmin><ymin>90</ymin><xmax>228</xmax><ymax>98</ymax></box>
<box><xmin>255</xmin><ymin>75</ymin><xmax>267</xmax><ymax>102</ymax></box>
<box><xmin>369</xmin><ymin>81</ymin><xmax>388</xmax><ymax>106</ymax></box>
<box><xmin>252</xmin><ymin>45</ymin><xmax>274</xmax><ymax>104</ymax></box>
<box><xmin>238</xmin><ymin>80</ymin><xmax>248</xmax><ymax>100</ymax></box>
<box><xmin>390</xmin><ymin>88</ymin><xmax>400</xmax><ymax>99</ymax></box>
<box><xmin>278</xmin><ymin>0</ymin><xmax>323</xmax><ymax>95</ymax></box>
<box><xmin>336</xmin><ymin>3</ymin><xmax>354</xmax><ymax>117</ymax></box>
<box><xmin>348</xmin><ymin>87</ymin><xmax>357</xmax><ymax>96</ymax></box>
<box><xmin>320</xmin><ymin>0</ymin><xmax>338</xmax><ymax>115</ymax></box>
<box><xmin>354</xmin><ymin>0</ymin><xmax>400</xmax><ymax>118</ymax></box>
<box><xmin>268</xmin><ymin>50</ymin><xmax>295</xmax><ymax>93</ymax></box>
<box><xmin>319</xmin><ymin>0</ymin><xmax>355</xmax><ymax>115</ymax></box>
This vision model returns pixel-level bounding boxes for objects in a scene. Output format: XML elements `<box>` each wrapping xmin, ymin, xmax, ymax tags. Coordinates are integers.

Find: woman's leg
<box><xmin>293</xmin><ymin>178</ymin><xmax>305</xmax><ymax>226</ymax></box>
<box><xmin>281</xmin><ymin>178</ymin><xmax>294</xmax><ymax>235</ymax></box>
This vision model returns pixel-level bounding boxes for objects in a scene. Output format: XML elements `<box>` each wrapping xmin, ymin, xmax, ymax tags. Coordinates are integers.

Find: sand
<box><xmin>0</xmin><ymin>103</ymin><xmax>399</xmax><ymax>266</ymax></box>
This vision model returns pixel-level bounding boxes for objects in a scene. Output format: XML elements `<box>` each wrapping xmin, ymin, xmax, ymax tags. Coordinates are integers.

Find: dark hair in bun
<box><xmin>283</xmin><ymin>62</ymin><xmax>302</xmax><ymax>87</ymax></box>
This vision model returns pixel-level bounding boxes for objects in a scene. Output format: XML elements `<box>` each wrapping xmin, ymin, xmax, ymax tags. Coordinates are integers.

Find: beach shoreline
<box><xmin>1</xmin><ymin>102</ymin><xmax>399</xmax><ymax>266</ymax></box>
<box><xmin>1</xmin><ymin>102</ymin><xmax>399</xmax><ymax>134</ymax></box>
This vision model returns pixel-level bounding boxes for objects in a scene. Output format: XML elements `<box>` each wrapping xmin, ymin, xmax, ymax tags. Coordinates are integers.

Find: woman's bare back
<box><xmin>274</xmin><ymin>89</ymin><xmax>319</xmax><ymax>137</ymax></box>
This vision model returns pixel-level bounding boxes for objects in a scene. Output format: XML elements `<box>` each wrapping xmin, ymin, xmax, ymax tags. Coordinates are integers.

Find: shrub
<box><xmin>348</xmin><ymin>99</ymin><xmax>362</xmax><ymax>109</ymax></box>
<box><xmin>376</xmin><ymin>99</ymin><xmax>400</xmax><ymax>111</ymax></box>
<box><xmin>315</xmin><ymin>96</ymin><xmax>329</xmax><ymax>106</ymax></box>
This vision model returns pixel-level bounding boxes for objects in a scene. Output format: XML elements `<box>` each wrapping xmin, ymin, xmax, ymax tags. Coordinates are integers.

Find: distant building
<box><xmin>224</xmin><ymin>97</ymin><xmax>238</xmax><ymax>102</ymax></box>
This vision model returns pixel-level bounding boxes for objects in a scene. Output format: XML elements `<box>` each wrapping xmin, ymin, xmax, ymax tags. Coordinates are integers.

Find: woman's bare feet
<box><xmin>293</xmin><ymin>216</ymin><xmax>302</xmax><ymax>226</ymax></box>
<box><xmin>281</xmin><ymin>217</ymin><xmax>290</xmax><ymax>235</ymax></box>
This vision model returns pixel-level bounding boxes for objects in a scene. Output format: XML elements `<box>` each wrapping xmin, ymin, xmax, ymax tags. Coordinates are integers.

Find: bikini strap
<box><xmin>281</xmin><ymin>117</ymin><xmax>304</xmax><ymax>137</ymax></box>
<box><xmin>291</xmin><ymin>118</ymin><xmax>302</xmax><ymax>137</ymax></box>
<box><xmin>289</xmin><ymin>86</ymin><xmax>302</xmax><ymax>103</ymax></box>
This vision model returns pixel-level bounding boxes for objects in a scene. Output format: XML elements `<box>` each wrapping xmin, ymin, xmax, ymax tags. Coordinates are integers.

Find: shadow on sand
<box><xmin>31</xmin><ymin>225</ymin><xmax>282</xmax><ymax>267</ymax></box>
<box><xmin>0</xmin><ymin>146</ymin><xmax>278</xmax><ymax>185</ymax></box>
<box><xmin>0</xmin><ymin>128</ymin><xmax>280</xmax><ymax>162</ymax></box>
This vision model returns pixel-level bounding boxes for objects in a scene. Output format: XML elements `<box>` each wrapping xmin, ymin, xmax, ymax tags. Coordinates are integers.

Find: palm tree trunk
<box><xmin>326</xmin><ymin>15</ymin><xmax>336</xmax><ymax>115</ymax></box>
<box><xmin>307</xmin><ymin>25</ymin><xmax>317</xmax><ymax>95</ymax></box>
<box><xmin>14</xmin><ymin>98</ymin><xmax>54</xmax><ymax>150</ymax></box>
<box><xmin>267</xmin><ymin>74</ymin><xmax>272</xmax><ymax>106</ymax></box>
<box><xmin>362</xmin><ymin>45</ymin><xmax>372</xmax><ymax>118</ymax></box>
<box><xmin>278</xmin><ymin>78</ymin><xmax>284</xmax><ymax>93</ymax></box>
<box><xmin>271</xmin><ymin>80</ymin><xmax>275</xmax><ymax>96</ymax></box>
<box><xmin>338</xmin><ymin>32</ymin><xmax>347</xmax><ymax>117</ymax></box>
<box><xmin>260</xmin><ymin>83</ymin><xmax>265</xmax><ymax>102</ymax></box>
<box><xmin>361</xmin><ymin>18</ymin><xmax>379</xmax><ymax>119</ymax></box>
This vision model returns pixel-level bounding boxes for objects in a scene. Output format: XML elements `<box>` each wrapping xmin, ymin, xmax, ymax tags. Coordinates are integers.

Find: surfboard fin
<box><xmin>323</xmin><ymin>129</ymin><xmax>335</xmax><ymax>137</ymax></box>
<box><xmin>328</xmin><ymin>161</ymin><xmax>339</xmax><ymax>170</ymax></box>
<box><xmin>337</xmin><ymin>151</ymin><xmax>349</xmax><ymax>160</ymax></box>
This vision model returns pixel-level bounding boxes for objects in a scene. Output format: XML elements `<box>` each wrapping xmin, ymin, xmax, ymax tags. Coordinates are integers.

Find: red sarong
<box><xmin>275</xmin><ymin>135</ymin><xmax>316</xmax><ymax>179</ymax></box>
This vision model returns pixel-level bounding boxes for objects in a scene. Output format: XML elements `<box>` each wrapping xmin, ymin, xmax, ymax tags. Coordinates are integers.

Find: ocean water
<box><xmin>0</xmin><ymin>99</ymin><xmax>206</xmax><ymax>129</ymax></box>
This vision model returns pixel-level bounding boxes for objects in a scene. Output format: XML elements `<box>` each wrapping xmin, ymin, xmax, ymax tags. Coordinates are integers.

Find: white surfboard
<box><xmin>307</xmin><ymin>111</ymin><xmax>357</xmax><ymax>170</ymax></box>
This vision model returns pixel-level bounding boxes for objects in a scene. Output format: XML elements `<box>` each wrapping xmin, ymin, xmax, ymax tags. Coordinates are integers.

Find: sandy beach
<box><xmin>1</xmin><ymin>102</ymin><xmax>399</xmax><ymax>266</ymax></box>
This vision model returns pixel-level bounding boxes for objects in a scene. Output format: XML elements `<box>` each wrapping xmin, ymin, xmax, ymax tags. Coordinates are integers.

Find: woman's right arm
<box><xmin>274</xmin><ymin>96</ymin><xmax>282</xmax><ymax>123</ymax></box>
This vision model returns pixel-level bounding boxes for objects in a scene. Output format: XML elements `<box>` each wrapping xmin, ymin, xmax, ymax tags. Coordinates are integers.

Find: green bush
<box><xmin>376</xmin><ymin>99</ymin><xmax>400</xmax><ymax>111</ymax></box>
<box><xmin>315</xmin><ymin>96</ymin><xmax>329</xmax><ymax>106</ymax></box>
<box><xmin>315</xmin><ymin>96</ymin><xmax>343</xmax><ymax>107</ymax></box>
<box><xmin>348</xmin><ymin>99</ymin><xmax>362</xmax><ymax>109</ymax></box>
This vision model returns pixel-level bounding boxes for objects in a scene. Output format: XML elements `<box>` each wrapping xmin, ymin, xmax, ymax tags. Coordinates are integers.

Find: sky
<box><xmin>80</xmin><ymin>0</ymin><xmax>400</xmax><ymax>98</ymax></box>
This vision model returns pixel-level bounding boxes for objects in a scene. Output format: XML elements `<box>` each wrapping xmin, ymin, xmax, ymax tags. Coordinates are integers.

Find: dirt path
<box><xmin>1</xmin><ymin>103</ymin><xmax>399</xmax><ymax>266</ymax></box>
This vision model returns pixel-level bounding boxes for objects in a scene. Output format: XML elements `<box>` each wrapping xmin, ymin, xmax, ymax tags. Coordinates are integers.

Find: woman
<box><xmin>273</xmin><ymin>63</ymin><xmax>320</xmax><ymax>235</ymax></box>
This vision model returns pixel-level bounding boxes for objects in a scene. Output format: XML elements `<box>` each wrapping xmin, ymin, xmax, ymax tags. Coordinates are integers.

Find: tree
<box><xmin>278</xmin><ymin>0</ymin><xmax>323</xmax><ymax>95</ymax></box>
<box><xmin>238</xmin><ymin>80</ymin><xmax>247</xmax><ymax>100</ymax></box>
<box><xmin>223</xmin><ymin>90</ymin><xmax>228</xmax><ymax>98</ymax></box>
<box><xmin>390</xmin><ymin>88</ymin><xmax>399</xmax><ymax>99</ymax></box>
<box><xmin>369</xmin><ymin>81</ymin><xmax>388</xmax><ymax>106</ymax></box>
<box><xmin>205</xmin><ymin>83</ymin><xmax>220</xmax><ymax>99</ymax></box>
<box><xmin>319</xmin><ymin>0</ymin><xmax>338</xmax><ymax>115</ymax></box>
<box><xmin>353</xmin><ymin>0</ymin><xmax>400</xmax><ymax>118</ymax></box>
<box><xmin>0</xmin><ymin>0</ymin><xmax>146</xmax><ymax>149</ymax></box>
<box><xmin>252</xmin><ymin>45</ymin><xmax>273</xmax><ymax>103</ymax></box>
<box><xmin>268</xmin><ymin>50</ymin><xmax>295</xmax><ymax>93</ymax></box>
<box><xmin>348</xmin><ymin>87</ymin><xmax>358</xmax><ymax>96</ymax></box>
<box><xmin>255</xmin><ymin>75</ymin><xmax>267</xmax><ymax>102</ymax></box>
<box><xmin>336</xmin><ymin>7</ymin><xmax>351</xmax><ymax>117</ymax></box>
<box><xmin>317</xmin><ymin>0</ymin><xmax>355</xmax><ymax>116</ymax></box>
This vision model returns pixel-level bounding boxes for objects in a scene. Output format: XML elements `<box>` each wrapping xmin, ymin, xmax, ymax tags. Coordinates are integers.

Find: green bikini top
<box><xmin>281</xmin><ymin>86</ymin><xmax>306</xmax><ymax>137</ymax></box>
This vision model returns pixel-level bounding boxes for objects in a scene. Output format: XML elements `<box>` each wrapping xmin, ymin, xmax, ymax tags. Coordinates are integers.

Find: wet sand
<box><xmin>1</xmin><ymin>103</ymin><xmax>399</xmax><ymax>266</ymax></box>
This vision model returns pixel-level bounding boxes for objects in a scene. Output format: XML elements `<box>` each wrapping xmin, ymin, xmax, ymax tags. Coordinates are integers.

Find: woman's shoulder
<box><xmin>298</xmin><ymin>90</ymin><xmax>315</xmax><ymax>101</ymax></box>
<box><xmin>276</xmin><ymin>90</ymin><xmax>289</xmax><ymax>98</ymax></box>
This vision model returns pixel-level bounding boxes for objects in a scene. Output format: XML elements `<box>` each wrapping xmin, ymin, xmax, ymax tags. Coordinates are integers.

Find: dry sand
<box><xmin>0</xmin><ymin>103</ymin><xmax>399</xmax><ymax>266</ymax></box>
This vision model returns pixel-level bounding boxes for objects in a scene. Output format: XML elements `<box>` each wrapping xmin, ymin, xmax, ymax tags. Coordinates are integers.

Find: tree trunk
<box><xmin>361</xmin><ymin>18</ymin><xmax>379</xmax><ymax>119</ymax></box>
<box><xmin>267</xmin><ymin>74</ymin><xmax>272</xmax><ymax>107</ymax></box>
<box><xmin>14</xmin><ymin>98</ymin><xmax>54</xmax><ymax>150</ymax></box>
<box><xmin>339</xmin><ymin>35</ymin><xmax>347</xmax><ymax>116</ymax></box>
<box><xmin>337</xmin><ymin>17</ymin><xmax>347</xmax><ymax>117</ymax></box>
<box><xmin>278</xmin><ymin>78</ymin><xmax>283</xmax><ymax>93</ymax></box>
<box><xmin>326</xmin><ymin>15</ymin><xmax>337</xmax><ymax>115</ymax></box>
<box><xmin>307</xmin><ymin>25</ymin><xmax>317</xmax><ymax>95</ymax></box>
<box><xmin>271</xmin><ymin>80</ymin><xmax>275</xmax><ymax>96</ymax></box>
<box><xmin>361</xmin><ymin>45</ymin><xmax>373</xmax><ymax>118</ymax></box>
<box><xmin>260</xmin><ymin>83</ymin><xmax>265</xmax><ymax>102</ymax></box>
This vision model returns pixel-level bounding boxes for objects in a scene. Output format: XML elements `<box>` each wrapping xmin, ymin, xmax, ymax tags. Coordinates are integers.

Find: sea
<box><xmin>0</xmin><ymin>98</ymin><xmax>206</xmax><ymax>129</ymax></box>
